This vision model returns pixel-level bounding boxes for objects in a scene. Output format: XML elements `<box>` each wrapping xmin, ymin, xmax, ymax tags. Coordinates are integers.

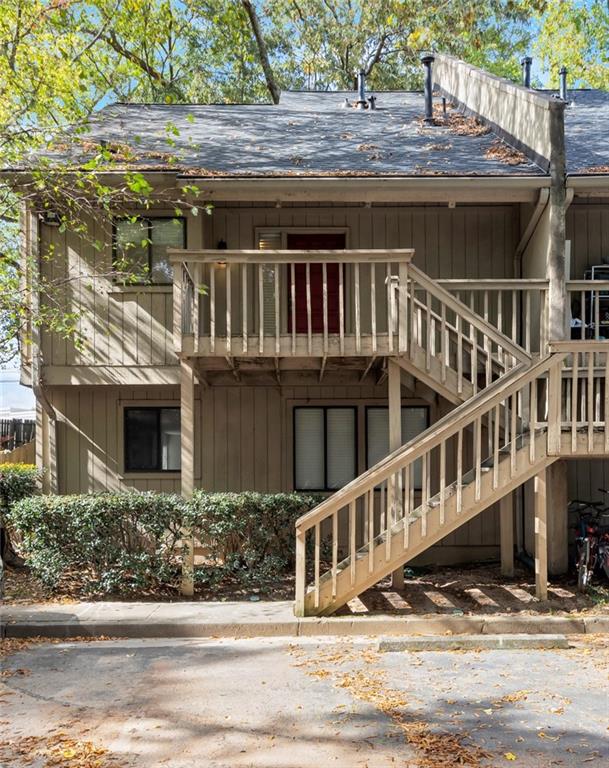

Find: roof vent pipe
<box><xmin>559</xmin><ymin>66</ymin><xmax>568</xmax><ymax>101</ymax></box>
<box><xmin>521</xmin><ymin>56</ymin><xmax>532</xmax><ymax>88</ymax></box>
<box><xmin>421</xmin><ymin>54</ymin><xmax>435</xmax><ymax>123</ymax></box>
<box><xmin>356</xmin><ymin>69</ymin><xmax>367</xmax><ymax>109</ymax></box>
<box><xmin>368</xmin><ymin>94</ymin><xmax>377</xmax><ymax>110</ymax></box>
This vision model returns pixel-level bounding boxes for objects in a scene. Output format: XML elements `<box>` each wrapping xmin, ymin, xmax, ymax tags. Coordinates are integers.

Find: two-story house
<box><xmin>11</xmin><ymin>54</ymin><xmax>609</xmax><ymax>615</ymax></box>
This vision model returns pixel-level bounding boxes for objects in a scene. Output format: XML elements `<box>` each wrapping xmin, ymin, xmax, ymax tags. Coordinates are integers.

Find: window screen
<box><xmin>294</xmin><ymin>407</ymin><xmax>356</xmax><ymax>491</ymax></box>
<box><xmin>114</xmin><ymin>217</ymin><xmax>185</xmax><ymax>284</ymax></box>
<box><xmin>257</xmin><ymin>231</ymin><xmax>282</xmax><ymax>336</ymax></box>
<box><xmin>124</xmin><ymin>407</ymin><xmax>181</xmax><ymax>472</ymax></box>
<box><xmin>366</xmin><ymin>406</ymin><xmax>428</xmax><ymax>488</ymax></box>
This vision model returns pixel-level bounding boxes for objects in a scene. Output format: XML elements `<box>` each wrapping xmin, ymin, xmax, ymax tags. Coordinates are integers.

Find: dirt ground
<box><xmin>4</xmin><ymin>562</ymin><xmax>608</xmax><ymax>618</ymax></box>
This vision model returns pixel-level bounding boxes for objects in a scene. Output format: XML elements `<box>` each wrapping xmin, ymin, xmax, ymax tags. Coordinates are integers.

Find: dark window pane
<box><xmin>115</xmin><ymin>220</ymin><xmax>149</xmax><ymax>279</ymax></box>
<box><xmin>125</xmin><ymin>409</ymin><xmax>159</xmax><ymax>471</ymax></box>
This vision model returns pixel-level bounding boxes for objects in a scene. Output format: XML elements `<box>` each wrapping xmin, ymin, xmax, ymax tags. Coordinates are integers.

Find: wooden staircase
<box><xmin>391</xmin><ymin>262</ymin><xmax>530</xmax><ymax>404</ymax></box>
<box><xmin>294</xmin><ymin>347</ymin><xmax>602</xmax><ymax>616</ymax></box>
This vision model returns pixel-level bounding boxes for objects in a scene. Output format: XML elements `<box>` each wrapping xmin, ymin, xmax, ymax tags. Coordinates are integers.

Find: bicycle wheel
<box><xmin>577</xmin><ymin>543</ymin><xmax>591</xmax><ymax>592</ymax></box>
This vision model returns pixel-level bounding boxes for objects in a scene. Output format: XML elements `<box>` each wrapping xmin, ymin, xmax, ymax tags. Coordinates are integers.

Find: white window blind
<box><xmin>294</xmin><ymin>408</ymin><xmax>325</xmax><ymax>490</ymax></box>
<box><xmin>366</xmin><ymin>407</ymin><xmax>428</xmax><ymax>488</ymax></box>
<box><xmin>160</xmin><ymin>409</ymin><xmax>181</xmax><ymax>471</ymax></box>
<box><xmin>326</xmin><ymin>408</ymin><xmax>356</xmax><ymax>489</ymax></box>
<box><xmin>294</xmin><ymin>407</ymin><xmax>356</xmax><ymax>490</ymax></box>
<box><xmin>257</xmin><ymin>231</ymin><xmax>282</xmax><ymax>336</ymax></box>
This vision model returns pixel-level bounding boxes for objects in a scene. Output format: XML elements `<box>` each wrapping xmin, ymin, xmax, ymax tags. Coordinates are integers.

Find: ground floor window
<box><xmin>124</xmin><ymin>407</ymin><xmax>181</xmax><ymax>472</ymax></box>
<box><xmin>294</xmin><ymin>407</ymin><xmax>357</xmax><ymax>491</ymax></box>
<box><xmin>366</xmin><ymin>406</ymin><xmax>429</xmax><ymax>489</ymax></box>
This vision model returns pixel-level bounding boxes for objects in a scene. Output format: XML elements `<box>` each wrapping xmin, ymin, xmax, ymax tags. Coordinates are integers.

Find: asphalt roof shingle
<box><xmin>36</xmin><ymin>90</ymin><xmax>545</xmax><ymax>177</ymax></box>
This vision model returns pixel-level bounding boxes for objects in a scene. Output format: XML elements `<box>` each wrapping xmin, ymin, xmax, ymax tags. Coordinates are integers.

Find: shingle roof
<box><xmin>31</xmin><ymin>90</ymin><xmax>545</xmax><ymax>178</ymax></box>
<box><xmin>561</xmin><ymin>89</ymin><xmax>609</xmax><ymax>174</ymax></box>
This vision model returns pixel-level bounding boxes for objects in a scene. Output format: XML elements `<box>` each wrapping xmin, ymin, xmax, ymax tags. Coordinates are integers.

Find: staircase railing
<box><xmin>403</xmin><ymin>264</ymin><xmax>531</xmax><ymax>396</ymax></box>
<box><xmin>294</xmin><ymin>351</ymin><xmax>570</xmax><ymax>615</ymax></box>
<box><xmin>439</xmin><ymin>278</ymin><xmax>549</xmax><ymax>355</ymax></box>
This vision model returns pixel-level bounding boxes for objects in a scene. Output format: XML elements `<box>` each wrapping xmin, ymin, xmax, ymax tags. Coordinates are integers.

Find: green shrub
<box><xmin>0</xmin><ymin>463</ymin><xmax>41</xmax><ymax>511</ymax></box>
<box><xmin>187</xmin><ymin>491</ymin><xmax>320</xmax><ymax>588</ymax></box>
<box><xmin>8</xmin><ymin>492</ymin><xmax>186</xmax><ymax>595</ymax></box>
<box><xmin>7</xmin><ymin>490</ymin><xmax>321</xmax><ymax>596</ymax></box>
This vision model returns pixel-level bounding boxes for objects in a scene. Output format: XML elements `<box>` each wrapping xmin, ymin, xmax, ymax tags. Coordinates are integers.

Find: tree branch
<box><xmin>240</xmin><ymin>0</ymin><xmax>280</xmax><ymax>104</ymax></box>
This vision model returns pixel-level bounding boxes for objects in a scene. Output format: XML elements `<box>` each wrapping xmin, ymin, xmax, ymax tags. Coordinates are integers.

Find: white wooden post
<box><xmin>499</xmin><ymin>492</ymin><xmax>514</xmax><ymax>577</ymax></box>
<box><xmin>388</xmin><ymin>359</ymin><xmax>404</xmax><ymax>590</ymax></box>
<box><xmin>180</xmin><ymin>360</ymin><xmax>196</xmax><ymax>597</ymax></box>
<box><xmin>534</xmin><ymin>466</ymin><xmax>548</xmax><ymax>600</ymax></box>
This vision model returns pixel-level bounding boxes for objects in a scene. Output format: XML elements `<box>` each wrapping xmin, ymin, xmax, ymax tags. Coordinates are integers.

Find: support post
<box><xmin>388</xmin><ymin>359</ymin><xmax>404</xmax><ymax>590</ymax></box>
<box><xmin>499</xmin><ymin>492</ymin><xmax>514</xmax><ymax>577</ymax></box>
<box><xmin>180</xmin><ymin>360</ymin><xmax>196</xmax><ymax>597</ymax></box>
<box><xmin>534</xmin><ymin>466</ymin><xmax>548</xmax><ymax>600</ymax></box>
<box><xmin>547</xmin><ymin>460</ymin><xmax>569</xmax><ymax>575</ymax></box>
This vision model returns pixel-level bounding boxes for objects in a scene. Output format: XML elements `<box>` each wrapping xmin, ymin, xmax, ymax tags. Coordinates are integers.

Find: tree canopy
<box><xmin>0</xmin><ymin>0</ymin><xmax>608</xmax><ymax>364</ymax></box>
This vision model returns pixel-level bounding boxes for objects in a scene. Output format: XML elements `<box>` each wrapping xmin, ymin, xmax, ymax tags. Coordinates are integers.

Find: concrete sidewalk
<box><xmin>2</xmin><ymin>600</ymin><xmax>608</xmax><ymax>638</ymax></box>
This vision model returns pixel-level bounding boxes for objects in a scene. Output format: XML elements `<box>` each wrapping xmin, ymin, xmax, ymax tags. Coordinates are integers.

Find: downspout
<box><xmin>28</xmin><ymin>208</ymin><xmax>57</xmax><ymax>493</ymax></box>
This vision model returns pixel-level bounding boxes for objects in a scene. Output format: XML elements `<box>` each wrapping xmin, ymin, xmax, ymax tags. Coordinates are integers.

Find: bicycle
<box><xmin>569</xmin><ymin>495</ymin><xmax>609</xmax><ymax>592</ymax></box>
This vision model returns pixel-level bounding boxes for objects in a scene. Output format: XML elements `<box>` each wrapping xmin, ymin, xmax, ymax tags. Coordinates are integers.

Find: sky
<box><xmin>0</xmin><ymin>368</ymin><xmax>36</xmax><ymax>419</ymax></box>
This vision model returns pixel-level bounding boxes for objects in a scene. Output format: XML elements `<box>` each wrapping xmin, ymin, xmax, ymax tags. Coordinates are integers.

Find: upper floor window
<box><xmin>114</xmin><ymin>217</ymin><xmax>185</xmax><ymax>284</ymax></box>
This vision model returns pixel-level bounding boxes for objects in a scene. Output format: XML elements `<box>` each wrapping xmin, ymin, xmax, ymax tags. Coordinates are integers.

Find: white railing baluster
<box><xmin>306</xmin><ymin>262</ymin><xmax>312</xmax><ymax>355</ymax></box>
<box><xmin>226</xmin><ymin>263</ymin><xmax>232</xmax><ymax>356</ymax></box>
<box><xmin>258</xmin><ymin>264</ymin><xmax>264</xmax><ymax>355</ymax></box>
<box><xmin>210</xmin><ymin>265</ymin><xmax>216</xmax><ymax>354</ymax></box>
<box><xmin>242</xmin><ymin>263</ymin><xmax>248</xmax><ymax>354</ymax></box>
<box><xmin>370</xmin><ymin>263</ymin><xmax>377</xmax><ymax>354</ymax></box>
<box><xmin>274</xmin><ymin>264</ymin><xmax>280</xmax><ymax>356</ymax></box>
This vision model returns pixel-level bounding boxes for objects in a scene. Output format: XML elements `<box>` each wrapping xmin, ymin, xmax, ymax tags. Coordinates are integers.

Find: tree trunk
<box><xmin>241</xmin><ymin>0</ymin><xmax>280</xmax><ymax>104</ymax></box>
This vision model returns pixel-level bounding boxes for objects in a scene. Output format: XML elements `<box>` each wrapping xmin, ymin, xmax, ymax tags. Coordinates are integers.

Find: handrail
<box><xmin>567</xmin><ymin>281</ymin><xmax>609</xmax><ymax>290</ymax></box>
<box><xmin>439</xmin><ymin>278</ymin><xmax>549</xmax><ymax>290</ymax></box>
<box><xmin>407</xmin><ymin>263</ymin><xmax>531</xmax><ymax>364</ymax></box>
<box><xmin>168</xmin><ymin>248</ymin><xmax>416</xmax><ymax>265</ymax></box>
<box><xmin>296</xmin><ymin>354</ymin><xmax>563</xmax><ymax>532</ymax></box>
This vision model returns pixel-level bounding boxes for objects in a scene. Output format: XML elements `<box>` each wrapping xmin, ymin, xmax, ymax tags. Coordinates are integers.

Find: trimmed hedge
<box><xmin>8</xmin><ymin>492</ymin><xmax>186</xmax><ymax>594</ymax></box>
<box><xmin>8</xmin><ymin>490</ymin><xmax>321</xmax><ymax>595</ymax></box>
<box><xmin>0</xmin><ymin>463</ymin><xmax>41</xmax><ymax>511</ymax></box>
<box><xmin>187</xmin><ymin>491</ymin><xmax>320</xmax><ymax>588</ymax></box>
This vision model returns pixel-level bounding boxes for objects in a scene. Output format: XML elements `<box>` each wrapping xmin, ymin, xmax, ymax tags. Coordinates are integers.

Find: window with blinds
<box><xmin>366</xmin><ymin>406</ymin><xmax>429</xmax><ymax>488</ymax></box>
<box><xmin>257</xmin><ymin>231</ymin><xmax>282</xmax><ymax>336</ymax></box>
<box><xmin>294</xmin><ymin>407</ymin><xmax>356</xmax><ymax>491</ymax></box>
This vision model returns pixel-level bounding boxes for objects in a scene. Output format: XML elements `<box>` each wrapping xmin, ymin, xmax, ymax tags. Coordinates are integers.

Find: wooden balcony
<box><xmin>170</xmin><ymin>248</ymin><xmax>609</xmax><ymax>380</ymax></box>
<box><xmin>170</xmin><ymin>249</ymin><xmax>414</xmax><ymax>360</ymax></box>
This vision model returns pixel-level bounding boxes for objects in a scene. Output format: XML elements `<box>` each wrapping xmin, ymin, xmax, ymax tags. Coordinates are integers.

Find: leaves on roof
<box><xmin>484</xmin><ymin>139</ymin><xmax>528</xmax><ymax>166</ymax></box>
<box><xmin>578</xmin><ymin>165</ymin><xmax>609</xmax><ymax>174</ymax></box>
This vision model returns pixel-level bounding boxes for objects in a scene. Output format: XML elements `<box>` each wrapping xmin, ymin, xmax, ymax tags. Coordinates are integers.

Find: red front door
<box><xmin>287</xmin><ymin>233</ymin><xmax>345</xmax><ymax>334</ymax></box>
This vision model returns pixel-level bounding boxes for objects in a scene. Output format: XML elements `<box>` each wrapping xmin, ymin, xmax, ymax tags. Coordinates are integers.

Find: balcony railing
<box><xmin>170</xmin><ymin>248</ymin><xmax>609</xmax><ymax>361</ymax></box>
<box><xmin>171</xmin><ymin>249</ymin><xmax>414</xmax><ymax>357</ymax></box>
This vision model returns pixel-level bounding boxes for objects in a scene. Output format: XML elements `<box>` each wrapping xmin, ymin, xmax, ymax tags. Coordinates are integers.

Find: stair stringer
<box><xmin>393</xmin><ymin>346</ymin><xmax>474</xmax><ymax>405</ymax></box>
<box><xmin>307</xmin><ymin>431</ymin><xmax>556</xmax><ymax>616</ymax></box>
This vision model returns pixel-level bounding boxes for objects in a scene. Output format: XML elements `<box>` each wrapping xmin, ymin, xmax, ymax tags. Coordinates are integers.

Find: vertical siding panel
<box><xmin>452</xmin><ymin>207</ymin><xmax>466</xmax><ymax>276</ymax></box>
<box><xmin>214</xmin><ymin>388</ymin><xmax>228</xmax><ymax>490</ymax></box>
<box><xmin>254</xmin><ymin>387</ymin><xmax>268</xmax><ymax>490</ymax></box>
<box><xmin>201</xmin><ymin>387</ymin><xmax>214</xmax><ymax>490</ymax></box>
<box><xmin>425</xmin><ymin>209</ymin><xmax>439</xmax><ymax>278</ymax></box>
<box><xmin>267</xmin><ymin>388</ymin><xmax>282</xmax><ymax>491</ymax></box>
<box><xmin>226</xmin><ymin>388</ymin><xmax>241</xmax><ymax>490</ymax></box>
<box><xmin>240</xmin><ymin>387</ymin><xmax>255</xmax><ymax>489</ymax></box>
